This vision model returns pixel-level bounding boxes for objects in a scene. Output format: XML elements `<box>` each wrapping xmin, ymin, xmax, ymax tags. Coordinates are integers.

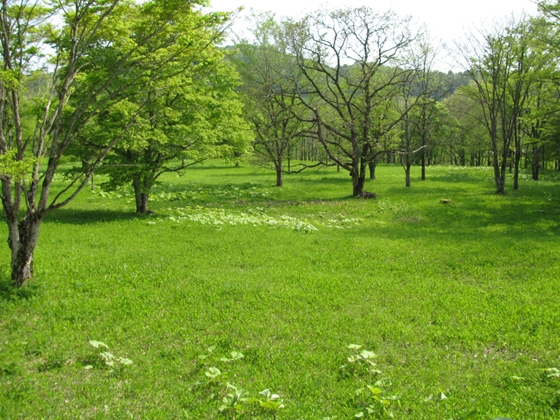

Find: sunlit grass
<box><xmin>1</xmin><ymin>163</ymin><xmax>559</xmax><ymax>418</ymax></box>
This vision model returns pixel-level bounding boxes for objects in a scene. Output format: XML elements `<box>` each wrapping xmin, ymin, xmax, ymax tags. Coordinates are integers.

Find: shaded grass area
<box><xmin>1</xmin><ymin>163</ymin><xmax>559</xmax><ymax>418</ymax></box>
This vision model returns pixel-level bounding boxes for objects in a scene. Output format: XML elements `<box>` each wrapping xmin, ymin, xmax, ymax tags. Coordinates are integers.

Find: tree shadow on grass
<box><xmin>0</xmin><ymin>273</ymin><xmax>39</xmax><ymax>302</ymax></box>
<box><xmin>42</xmin><ymin>208</ymin><xmax>145</xmax><ymax>225</ymax></box>
<box><xmin>355</xmin><ymin>183</ymin><xmax>560</xmax><ymax>241</ymax></box>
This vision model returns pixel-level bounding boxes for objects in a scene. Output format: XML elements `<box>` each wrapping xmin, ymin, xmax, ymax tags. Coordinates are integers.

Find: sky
<box><xmin>208</xmin><ymin>0</ymin><xmax>540</xmax><ymax>71</ymax></box>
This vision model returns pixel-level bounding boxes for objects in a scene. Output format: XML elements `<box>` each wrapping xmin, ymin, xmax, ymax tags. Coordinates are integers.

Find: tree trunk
<box><xmin>513</xmin><ymin>145</ymin><xmax>521</xmax><ymax>190</ymax></box>
<box><xmin>10</xmin><ymin>216</ymin><xmax>42</xmax><ymax>287</ymax></box>
<box><xmin>353</xmin><ymin>175</ymin><xmax>365</xmax><ymax>196</ymax></box>
<box><xmin>421</xmin><ymin>150</ymin><xmax>426</xmax><ymax>180</ymax></box>
<box><xmin>133</xmin><ymin>179</ymin><xmax>151</xmax><ymax>214</ymax></box>
<box><xmin>405</xmin><ymin>164</ymin><xmax>411</xmax><ymax>187</ymax></box>
<box><xmin>492</xmin><ymin>152</ymin><xmax>505</xmax><ymax>194</ymax></box>
<box><xmin>532</xmin><ymin>145</ymin><xmax>539</xmax><ymax>181</ymax></box>
<box><xmin>368</xmin><ymin>160</ymin><xmax>377</xmax><ymax>180</ymax></box>
<box><xmin>275</xmin><ymin>165</ymin><xmax>283</xmax><ymax>187</ymax></box>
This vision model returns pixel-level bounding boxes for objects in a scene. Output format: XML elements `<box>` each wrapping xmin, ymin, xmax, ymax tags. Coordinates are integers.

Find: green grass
<box><xmin>1</xmin><ymin>163</ymin><xmax>559</xmax><ymax>419</ymax></box>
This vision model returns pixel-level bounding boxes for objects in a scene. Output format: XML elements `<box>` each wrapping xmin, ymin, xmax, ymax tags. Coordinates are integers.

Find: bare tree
<box><xmin>235</xmin><ymin>14</ymin><xmax>312</xmax><ymax>186</ymax></box>
<box><xmin>283</xmin><ymin>7</ymin><xmax>423</xmax><ymax>196</ymax></box>
<box><xmin>456</xmin><ymin>18</ymin><xmax>537</xmax><ymax>193</ymax></box>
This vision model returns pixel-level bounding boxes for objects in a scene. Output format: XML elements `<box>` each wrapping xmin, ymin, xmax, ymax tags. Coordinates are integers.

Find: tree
<box><xmin>445</xmin><ymin>85</ymin><xmax>492</xmax><ymax>166</ymax></box>
<box><xmin>283</xmin><ymin>7</ymin><xmax>423</xmax><ymax>196</ymax></box>
<box><xmin>234</xmin><ymin>13</ymin><xmax>311</xmax><ymax>187</ymax></box>
<box><xmin>527</xmin><ymin>1</ymin><xmax>560</xmax><ymax>175</ymax></box>
<box><xmin>78</xmin><ymin>13</ymin><xmax>252</xmax><ymax>213</ymax></box>
<box><xmin>0</xmin><ymin>0</ymin><xmax>225</xmax><ymax>285</ymax></box>
<box><xmin>457</xmin><ymin>18</ymin><xmax>536</xmax><ymax>193</ymax></box>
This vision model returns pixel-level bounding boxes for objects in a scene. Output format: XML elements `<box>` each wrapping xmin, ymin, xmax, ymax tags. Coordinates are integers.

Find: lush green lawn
<box><xmin>1</xmin><ymin>163</ymin><xmax>559</xmax><ymax>419</ymax></box>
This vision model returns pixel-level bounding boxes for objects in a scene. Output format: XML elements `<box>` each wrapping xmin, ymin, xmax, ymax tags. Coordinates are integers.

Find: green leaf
<box><xmin>347</xmin><ymin>344</ymin><xmax>363</xmax><ymax>350</ymax></box>
<box><xmin>204</xmin><ymin>367</ymin><xmax>221</xmax><ymax>379</ymax></box>
<box><xmin>118</xmin><ymin>357</ymin><xmax>133</xmax><ymax>365</ymax></box>
<box><xmin>220</xmin><ymin>351</ymin><xmax>244</xmax><ymax>362</ymax></box>
<box><xmin>435</xmin><ymin>391</ymin><xmax>447</xmax><ymax>403</ymax></box>
<box><xmin>89</xmin><ymin>340</ymin><xmax>109</xmax><ymax>349</ymax></box>
<box><xmin>360</xmin><ymin>350</ymin><xmax>376</xmax><ymax>359</ymax></box>
<box><xmin>259</xmin><ymin>389</ymin><xmax>272</xmax><ymax>398</ymax></box>
<box><xmin>260</xmin><ymin>400</ymin><xmax>284</xmax><ymax>410</ymax></box>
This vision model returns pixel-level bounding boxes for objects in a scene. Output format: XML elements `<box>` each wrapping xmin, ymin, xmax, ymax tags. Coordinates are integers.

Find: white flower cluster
<box><xmin>165</xmin><ymin>207</ymin><xmax>318</xmax><ymax>233</ymax></box>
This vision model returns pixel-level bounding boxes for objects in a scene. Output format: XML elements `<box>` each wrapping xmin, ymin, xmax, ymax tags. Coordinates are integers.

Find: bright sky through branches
<box><xmin>209</xmin><ymin>0</ymin><xmax>539</xmax><ymax>71</ymax></box>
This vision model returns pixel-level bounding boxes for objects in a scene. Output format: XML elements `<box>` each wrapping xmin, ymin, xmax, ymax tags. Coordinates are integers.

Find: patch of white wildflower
<box><xmin>323</xmin><ymin>213</ymin><xmax>363</xmax><ymax>229</ymax></box>
<box><xmin>164</xmin><ymin>206</ymin><xmax>318</xmax><ymax>233</ymax></box>
<box><xmin>91</xmin><ymin>183</ymin><xmax>274</xmax><ymax>202</ymax></box>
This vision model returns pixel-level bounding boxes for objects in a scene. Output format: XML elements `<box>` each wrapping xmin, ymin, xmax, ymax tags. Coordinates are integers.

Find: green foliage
<box><xmin>354</xmin><ymin>383</ymin><xmax>399</xmax><ymax>418</ymax></box>
<box><xmin>340</xmin><ymin>344</ymin><xmax>381</xmax><ymax>378</ymax></box>
<box><xmin>84</xmin><ymin>340</ymin><xmax>133</xmax><ymax>371</ymax></box>
<box><xmin>0</xmin><ymin>151</ymin><xmax>37</xmax><ymax>181</ymax></box>
<box><xmin>189</xmin><ymin>346</ymin><xmax>285</xmax><ymax>418</ymax></box>
<box><xmin>70</xmin><ymin>5</ymin><xmax>253</xmax><ymax>212</ymax></box>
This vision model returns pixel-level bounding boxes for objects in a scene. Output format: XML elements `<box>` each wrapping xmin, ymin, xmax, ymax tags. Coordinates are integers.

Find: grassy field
<box><xmin>1</xmin><ymin>163</ymin><xmax>559</xmax><ymax>419</ymax></box>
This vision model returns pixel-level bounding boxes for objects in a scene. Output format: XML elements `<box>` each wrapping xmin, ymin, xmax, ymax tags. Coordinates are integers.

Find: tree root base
<box><xmin>356</xmin><ymin>191</ymin><xmax>377</xmax><ymax>199</ymax></box>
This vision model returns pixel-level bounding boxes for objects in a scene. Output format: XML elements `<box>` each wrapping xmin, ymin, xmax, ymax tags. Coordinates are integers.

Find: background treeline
<box><xmin>230</xmin><ymin>7</ymin><xmax>560</xmax><ymax>195</ymax></box>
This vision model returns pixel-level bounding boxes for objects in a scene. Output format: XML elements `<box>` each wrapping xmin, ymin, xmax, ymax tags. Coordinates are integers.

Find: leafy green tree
<box><xmin>445</xmin><ymin>86</ymin><xmax>491</xmax><ymax>166</ymax></box>
<box><xmin>528</xmin><ymin>2</ymin><xmax>560</xmax><ymax>174</ymax></box>
<box><xmin>0</xmin><ymin>0</ymin><xmax>225</xmax><ymax>285</ymax></box>
<box><xmin>76</xmin><ymin>15</ymin><xmax>252</xmax><ymax>213</ymax></box>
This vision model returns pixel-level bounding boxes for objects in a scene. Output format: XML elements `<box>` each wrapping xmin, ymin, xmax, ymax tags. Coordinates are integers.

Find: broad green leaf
<box><xmin>89</xmin><ymin>340</ymin><xmax>109</xmax><ymax>349</ymax></box>
<box><xmin>205</xmin><ymin>367</ymin><xmax>221</xmax><ymax>379</ymax></box>
<box><xmin>360</xmin><ymin>350</ymin><xmax>376</xmax><ymax>359</ymax></box>
<box><xmin>347</xmin><ymin>344</ymin><xmax>362</xmax><ymax>350</ymax></box>
<box><xmin>119</xmin><ymin>357</ymin><xmax>133</xmax><ymax>365</ymax></box>
<box><xmin>367</xmin><ymin>387</ymin><xmax>383</xmax><ymax>395</ymax></box>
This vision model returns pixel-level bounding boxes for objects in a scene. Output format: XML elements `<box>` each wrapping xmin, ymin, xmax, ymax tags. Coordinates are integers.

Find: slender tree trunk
<box><xmin>513</xmin><ymin>143</ymin><xmax>521</xmax><ymax>191</ymax></box>
<box><xmin>10</xmin><ymin>216</ymin><xmax>42</xmax><ymax>287</ymax></box>
<box><xmin>496</xmin><ymin>150</ymin><xmax>508</xmax><ymax>195</ymax></box>
<box><xmin>133</xmin><ymin>178</ymin><xmax>151</xmax><ymax>213</ymax></box>
<box><xmin>368</xmin><ymin>159</ymin><xmax>377</xmax><ymax>180</ymax></box>
<box><xmin>352</xmin><ymin>174</ymin><xmax>365</xmax><ymax>196</ymax></box>
<box><xmin>275</xmin><ymin>165</ymin><xmax>283</xmax><ymax>187</ymax></box>
<box><xmin>532</xmin><ymin>145</ymin><xmax>539</xmax><ymax>181</ymax></box>
<box><xmin>405</xmin><ymin>165</ymin><xmax>411</xmax><ymax>187</ymax></box>
<box><xmin>492</xmin><ymin>149</ymin><xmax>505</xmax><ymax>194</ymax></box>
<box><xmin>421</xmin><ymin>150</ymin><xmax>426</xmax><ymax>180</ymax></box>
<box><xmin>353</xmin><ymin>154</ymin><xmax>369</xmax><ymax>196</ymax></box>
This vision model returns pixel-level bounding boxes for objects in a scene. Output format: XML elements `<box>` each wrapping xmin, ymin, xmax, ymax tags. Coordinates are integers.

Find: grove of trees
<box><xmin>2</xmin><ymin>0</ymin><xmax>560</xmax><ymax>286</ymax></box>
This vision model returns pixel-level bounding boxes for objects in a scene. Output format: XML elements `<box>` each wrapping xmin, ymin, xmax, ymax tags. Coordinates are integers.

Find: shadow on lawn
<box><xmin>365</xmin><ymin>182</ymin><xmax>560</xmax><ymax>239</ymax></box>
<box><xmin>0</xmin><ymin>274</ymin><xmax>39</xmax><ymax>301</ymax></box>
<box><xmin>43</xmin><ymin>208</ymin><xmax>145</xmax><ymax>225</ymax></box>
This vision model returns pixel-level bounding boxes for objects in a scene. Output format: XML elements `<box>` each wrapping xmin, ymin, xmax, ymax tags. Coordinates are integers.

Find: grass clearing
<box><xmin>1</xmin><ymin>163</ymin><xmax>560</xmax><ymax>418</ymax></box>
